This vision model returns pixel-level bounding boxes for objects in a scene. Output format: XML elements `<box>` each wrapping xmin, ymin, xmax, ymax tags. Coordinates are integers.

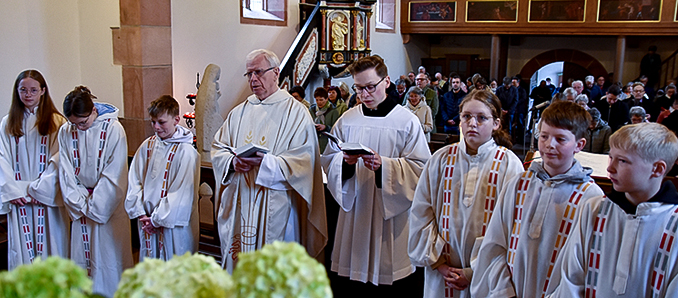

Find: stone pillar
<box><xmin>112</xmin><ymin>0</ymin><xmax>173</xmax><ymax>155</ymax></box>
<box><xmin>490</xmin><ymin>34</ymin><xmax>501</xmax><ymax>81</ymax></box>
<box><xmin>614</xmin><ymin>36</ymin><xmax>626</xmax><ymax>83</ymax></box>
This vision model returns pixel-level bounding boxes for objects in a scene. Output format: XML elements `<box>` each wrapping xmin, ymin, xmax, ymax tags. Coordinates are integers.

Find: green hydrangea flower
<box><xmin>114</xmin><ymin>253</ymin><xmax>234</xmax><ymax>298</ymax></box>
<box><xmin>0</xmin><ymin>256</ymin><xmax>92</xmax><ymax>298</ymax></box>
<box><xmin>232</xmin><ymin>241</ymin><xmax>332</xmax><ymax>298</ymax></box>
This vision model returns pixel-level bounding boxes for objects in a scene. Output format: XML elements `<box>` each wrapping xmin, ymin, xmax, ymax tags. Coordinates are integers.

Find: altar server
<box><xmin>322</xmin><ymin>55</ymin><xmax>431</xmax><ymax>296</ymax></box>
<box><xmin>471</xmin><ymin>101</ymin><xmax>604</xmax><ymax>298</ymax></box>
<box><xmin>0</xmin><ymin>70</ymin><xmax>69</xmax><ymax>268</ymax></box>
<box><xmin>408</xmin><ymin>89</ymin><xmax>524</xmax><ymax>298</ymax></box>
<box><xmin>58</xmin><ymin>86</ymin><xmax>132</xmax><ymax>297</ymax></box>
<box><xmin>546</xmin><ymin>123</ymin><xmax>678</xmax><ymax>297</ymax></box>
<box><xmin>126</xmin><ymin>95</ymin><xmax>199</xmax><ymax>261</ymax></box>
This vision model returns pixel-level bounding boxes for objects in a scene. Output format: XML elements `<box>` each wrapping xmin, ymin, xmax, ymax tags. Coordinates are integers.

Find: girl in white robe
<box><xmin>0</xmin><ymin>70</ymin><xmax>69</xmax><ymax>269</ymax></box>
<box><xmin>408</xmin><ymin>89</ymin><xmax>524</xmax><ymax>298</ymax></box>
<box><xmin>58</xmin><ymin>86</ymin><xmax>133</xmax><ymax>297</ymax></box>
<box><xmin>125</xmin><ymin>96</ymin><xmax>200</xmax><ymax>261</ymax></box>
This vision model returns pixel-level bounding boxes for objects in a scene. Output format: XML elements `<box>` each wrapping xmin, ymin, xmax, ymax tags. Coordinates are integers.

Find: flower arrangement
<box><xmin>114</xmin><ymin>253</ymin><xmax>234</xmax><ymax>298</ymax></box>
<box><xmin>0</xmin><ymin>257</ymin><xmax>93</xmax><ymax>298</ymax></box>
<box><xmin>232</xmin><ymin>241</ymin><xmax>332</xmax><ymax>298</ymax></box>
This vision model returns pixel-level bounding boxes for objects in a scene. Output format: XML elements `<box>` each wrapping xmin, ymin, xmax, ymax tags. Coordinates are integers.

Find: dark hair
<box><xmin>607</xmin><ymin>84</ymin><xmax>621</xmax><ymax>96</ymax></box>
<box><xmin>459</xmin><ymin>89</ymin><xmax>512</xmax><ymax>148</ymax></box>
<box><xmin>502</xmin><ymin>76</ymin><xmax>512</xmax><ymax>86</ymax></box>
<box><xmin>327</xmin><ymin>86</ymin><xmax>341</xmax><ymax>96</ymax></box>
<box><xmin>290</xmin><ymin>85</ymin><xmax>305</xmax><ymax>98</ymax></box>
<box><xmin>541</xmin><ymin>100</ymin><xmax>591</xmax><ymax>139</ymax></box>
<box><xmin>450</xmin><ymin>73</ymin><xmax>461</xmax><ymax>80</ymax></box>
<box><xmin>348</xmin><ymin>55</ymin><xmax>388</xmax><ymax>78</ymax></box>
<box><xmin>313</xmin><ymin>87</ymin><xmax>328</xmax><ymax>99</ymax></box>
<box><xmin>7</xmin><ymin>70</ymin><xmax>63</xmax><ymax>137</ymax></box>
<box><xmin>148</xmin><ymin>95</ymin><xmax>180</xmax><ymax>117</ymax></box>
<box><xmin>63</xmin><ymin>86</ymin><xmax>96</xmax><ymax>118</ymax></box>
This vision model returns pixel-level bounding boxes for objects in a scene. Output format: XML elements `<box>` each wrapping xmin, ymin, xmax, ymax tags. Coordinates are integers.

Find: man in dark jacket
<box><xmin>440</xmin><ymin>74</ymin><xmax>466</xmax><ymax>134</ymax></box>
<box><xmin>495</xmin><ymin>76</ymin><xmax>519</xmax><ymax>136</ymax></box>
<box><xmin>594</xmin><ymin>84</ymin><xmax>629</xmax><ymax>133</ymax></box>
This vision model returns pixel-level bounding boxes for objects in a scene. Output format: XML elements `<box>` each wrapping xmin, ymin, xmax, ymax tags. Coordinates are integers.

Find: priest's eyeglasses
<box><xmin>244</xmin><ymin>67</ymin><xmax>276</xmax><ymax>79</ymax></box>
<box><xmin>460</xmin><ymin>113</ymin><xmax>493</xmax><ymax>124</ymax></box>
<box><xmin>352</xmin><ymin>77</ymin><xmax>386</xmax><ymax>94</ymax></box>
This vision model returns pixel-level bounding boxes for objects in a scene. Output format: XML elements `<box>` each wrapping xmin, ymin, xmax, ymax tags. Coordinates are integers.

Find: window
<box><xmin>241</xmin><ymin>0</ymin><xmax>287</xmax><ymax>26</ymax></box>
<box><xmin>376</xmin><ymin>0</ymin><xmax>396</xmax><ymax>33</ymax></box>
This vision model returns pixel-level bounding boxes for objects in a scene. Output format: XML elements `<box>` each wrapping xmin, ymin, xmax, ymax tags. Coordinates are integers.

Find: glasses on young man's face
<box><xmin>18</xmin><ymin>87</ymin><xmax>41</xmax><ymax>96</ymax></box>
<box><xmin>243</xmin><ymin>67</ymin><xmax>276</xmax><ymax>79</ymax></box>
<box><xmin>352</xmin><ymin>77</ymin><xmax>386</xmax><ymax>94</ymax></box>
<box><xmin>70</xmin><ymin>113</ymin><xmax>93</xmax><ymax>130</ymax></box>
<box><xmin>460</xmin><ymin>113</ymin><xmax>494</xmax><ymax>125</ymax></box>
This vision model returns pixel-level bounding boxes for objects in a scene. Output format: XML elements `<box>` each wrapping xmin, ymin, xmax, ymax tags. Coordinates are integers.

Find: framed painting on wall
<box><xmin>597</xmin><ymin>0</ymin><xmax>661</xmax><ymax>22</ymax></box>
<box><xmin>528</xmin><ymin>0</ymin><xmax>586</xmax><ymax>22</ymax></box>
<box><xmin>409</xmin><ymin>1</ymin><xmax>457</xmax><ymax>22</ymax></box>
<box><xmin>466</xmin><ymin>0</ymin><xmax>519</xmax><ymax>22</ymax></box>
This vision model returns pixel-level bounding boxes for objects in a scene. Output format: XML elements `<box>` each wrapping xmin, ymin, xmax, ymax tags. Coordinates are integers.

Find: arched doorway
<box><xmin>519</xmin><ymin>49</ymin><xmax>607</xmax><ymax>87</ymax></box>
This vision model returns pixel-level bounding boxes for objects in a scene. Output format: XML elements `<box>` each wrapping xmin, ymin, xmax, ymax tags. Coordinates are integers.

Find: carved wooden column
<box><xmin>614</xmin><ymin>36</ymin><xmax>626</xmax><ymax>83</ymax></box>
<box><xmin>113</xmin><ymin>0</ymin><xmax>172</xmax><ymax>155</ymax></box>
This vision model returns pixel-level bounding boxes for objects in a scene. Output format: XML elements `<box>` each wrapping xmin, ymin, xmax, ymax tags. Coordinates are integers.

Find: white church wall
<box><xmin>0</xmin><ymin>0</ymin><xmax>122</xmax><ymax>117</ymax></box>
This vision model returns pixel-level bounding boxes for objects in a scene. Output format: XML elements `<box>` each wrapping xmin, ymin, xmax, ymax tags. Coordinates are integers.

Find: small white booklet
<box><xmin>233</xmin><ymin>143</ymin><xmax>269</xmax><ymax>157</ymax></box>
<box><xmin>322</xmin><ymin>131</ymin><xmax>374</xmax><ymax>155</ymax></box>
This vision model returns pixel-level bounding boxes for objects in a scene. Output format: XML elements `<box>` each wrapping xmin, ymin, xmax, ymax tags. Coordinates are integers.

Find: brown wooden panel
<box><xmin>401</xmin><ymin>0</ymin><xmax>678</xmax><ymax>35</ymax></box>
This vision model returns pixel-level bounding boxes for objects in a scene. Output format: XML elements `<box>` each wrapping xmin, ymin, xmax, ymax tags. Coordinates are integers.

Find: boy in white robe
<box><xmin>58</xmin><ymin>86</ymin><xmax>133</xmax><ymax>297</ymax></box>
<box><xmin>0</xmin><ymin>70</ymin><xmax>69</xmax><ymax>268</ymax></box>
<box><xmin>471</xmin><ymin>101</ymin><xmax>604</xmax><ymax>298</ymax></box>
<box><xmin>322</xmin><ymin>55</ymin><xmax>431</xmax><ymax>296</ymax></box>
<box><xmin>546</xmin><ymin>123</ymin><xmax>678</xmax><ymax>297</ymax></box>
<box><xmin>126</xmin><ymin>95</ymin><xmax>200</xmax><ymax>261</ymax></box>
<box><xmin>408</xmin><ymin>89</ymin><xmax>524</xmax><ymax>298</ymax></box>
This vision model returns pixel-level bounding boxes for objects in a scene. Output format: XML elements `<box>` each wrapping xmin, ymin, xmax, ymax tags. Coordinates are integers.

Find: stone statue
<box><xmin>331</xmin><ymin>13</ymin><xmax>348</xmax><ymax>50</ymax></box>
<box><xmin>195</xmin><ymin>63</ymin><xmax>223</xmax><ymax>162</ymax></box>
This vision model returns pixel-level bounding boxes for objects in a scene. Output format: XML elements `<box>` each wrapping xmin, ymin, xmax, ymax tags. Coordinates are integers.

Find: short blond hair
<box><xmin>610</xmin><ymin>123</ymin><xmax>678</xmax><ymax>168</ymax></box>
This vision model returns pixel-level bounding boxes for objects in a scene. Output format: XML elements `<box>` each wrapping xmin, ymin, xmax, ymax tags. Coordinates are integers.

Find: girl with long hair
<box><xmin>0</xmin><ymin>69</ymin><xmax>69</xmax><ymax>268</ymax></box>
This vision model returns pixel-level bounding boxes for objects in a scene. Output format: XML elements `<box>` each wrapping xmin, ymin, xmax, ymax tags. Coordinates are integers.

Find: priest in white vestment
<box><xmin>0</xmin><ymin>70</ymin><xmax>70</xmax><ymax>269</ymax></box>
<box><xmin>126</xmin><ymin>96</ymin><xmax>200</xmax><ymax>261</ymax></box>
<box><xmin>58</xmin><ymin>86</ymin><xmax>133</xmax><ymax>297</ymax></box>
<box><xmin>321</xmin><ymin>55</ymin><xmax>431</xmax><ymax>295</ymax></box>
<box><xmin>211</xmin><ymin>49</ymin><xmax>327</xmax><ymax>272</ymax></box>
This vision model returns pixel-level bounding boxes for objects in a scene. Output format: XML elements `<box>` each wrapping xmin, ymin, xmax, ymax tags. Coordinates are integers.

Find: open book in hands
<box><xmin>322</xmin><ymin>131</ymin><xmax>374</xmax><ymax>155</ymax></box>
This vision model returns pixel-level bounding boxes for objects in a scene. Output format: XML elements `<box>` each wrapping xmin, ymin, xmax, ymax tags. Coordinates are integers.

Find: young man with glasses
<box><xmin>321</xmin><ymin>55</ymin><xmax>432</xmax><ymax>296</ymax></box>
<box><xmin>211</xmin><ymin>49</ymin><xmax>327</xmax><ymax>273</ymax></box>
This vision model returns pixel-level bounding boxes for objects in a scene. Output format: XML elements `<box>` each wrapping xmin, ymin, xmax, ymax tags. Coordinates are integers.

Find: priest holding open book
<box><xmin>322</xmin><ymin>55</ymin><xmax>431</xmax><ymax>296</ymax></box>
<box><xmin>211</xmin><ymin>49</ymin><xmax>327</xmax><ymax>272</ymax></box>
